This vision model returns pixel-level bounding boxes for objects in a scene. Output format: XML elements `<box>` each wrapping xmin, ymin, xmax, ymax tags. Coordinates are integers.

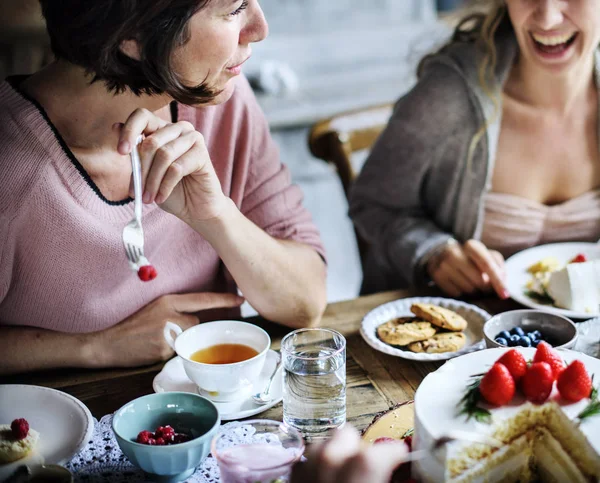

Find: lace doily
<box><xmin>65</xmin><ymin>415</ymin><xmax>281</xmax><ymax>483</ymax></box>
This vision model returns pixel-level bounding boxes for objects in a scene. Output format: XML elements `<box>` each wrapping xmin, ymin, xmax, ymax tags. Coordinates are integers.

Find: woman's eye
<box><xmin>230</xmin><ymin>0</ymin><xmax>249</xmax><ymax>16</ymax></box>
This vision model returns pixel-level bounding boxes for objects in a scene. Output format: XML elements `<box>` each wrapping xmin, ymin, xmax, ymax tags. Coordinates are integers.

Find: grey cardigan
<box><xmin>350</xmin><ymin>32</ymin><xmax>600</xmax><ymax>294</ymax></box>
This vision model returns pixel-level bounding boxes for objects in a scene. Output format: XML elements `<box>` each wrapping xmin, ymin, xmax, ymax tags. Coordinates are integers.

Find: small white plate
<box><xmin>153</xmin><ymin>350</ymin><xmax>282</xmax><ymax>421</ymax></box>
<box><xmin>575</xmin><ymin>317</ymin><xmax>600</xmax><ymax>358</ymax></box>
<box><xmin>360</xmin><ymin>297</ymin><xmax>491</xmax><ymax>361</ymax></box>
<box><xmin>0</xmin><ymin>385</ymin><xmax>94</xmax><ymax>481</ymax></box>
<box><xmin>505</xmin><ymin>242</ymin><xmax>600</xmax><ymax>319</ymax></box>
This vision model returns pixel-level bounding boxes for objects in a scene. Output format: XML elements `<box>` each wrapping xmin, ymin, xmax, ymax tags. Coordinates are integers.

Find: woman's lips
<box><xmin>226</xmin><ymin>57</ymin><xmax>250</xmax><ymax>75</ymax></box>
<box><xmin>529</xmin><ymin>32</ymin><xmax>578</xmax><ymax>60</ymax></box>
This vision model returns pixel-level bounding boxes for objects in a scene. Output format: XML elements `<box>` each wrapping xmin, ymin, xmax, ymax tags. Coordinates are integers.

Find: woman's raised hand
<box><xmin>291</xmin><ymin>425</ymin><xmax>408</xmax><ymax>483</ymax></box>
<box><xmin>427</xmin><ymin>239</ymin><xmax>508</xmax><ymax>299</ymax></box>
<box><xmin>116</xmin><ymin>108</ymin><xmax>229</xmax><ymax>223</ymax></box>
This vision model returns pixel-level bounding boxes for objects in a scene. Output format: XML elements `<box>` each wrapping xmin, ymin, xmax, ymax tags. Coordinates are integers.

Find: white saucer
<box><xmin>153</xmin><ymin>350</ymin><xmax>283</xmax><ymax>421</ymax></box>
<box><xmin>0</xmin><ymin>385</ymin><xmax>94</xmax><ymax>481</ymax></box>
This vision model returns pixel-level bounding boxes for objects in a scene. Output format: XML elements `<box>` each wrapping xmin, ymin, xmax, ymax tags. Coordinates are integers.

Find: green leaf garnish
<box><xmin>401</xmin><ymin>428</ymin><xmax>414</xmax><ymax>439</ymax></box>
<box><xmin>524</xmin><ymin>289</ymin><xmax>554</xmax><ymax>305</ymax></box>
<box><xmin>458</xmin><ymin>377</ymin><xmax>492</xmax><ymax>424</ymax></box>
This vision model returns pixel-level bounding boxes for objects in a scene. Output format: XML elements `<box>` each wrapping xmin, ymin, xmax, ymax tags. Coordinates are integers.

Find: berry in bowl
<box><xmin>483</xmin><ymin>309</ymin><xmax>577</xmax><ymax>350</ymax></box>
<box><xmin>112</xmin><ymin>392</ymin><xmax>219</xmax><ymax>482</ymax></box>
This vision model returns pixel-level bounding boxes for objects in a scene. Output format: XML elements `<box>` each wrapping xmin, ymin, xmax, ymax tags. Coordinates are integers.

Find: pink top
<box><xmin>0</xmin><ymin>76</ymin><xmax>325</xmax><ymax>333</ymax></box>
<box><xmin>480</xmin><ymin>190</ymin><xmax>600</xmax><ymax>258</ymax></box>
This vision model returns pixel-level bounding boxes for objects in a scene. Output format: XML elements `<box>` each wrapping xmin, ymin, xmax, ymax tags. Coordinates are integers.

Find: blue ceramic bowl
<box><xmin>112</xmin><ymin>392</ymin><xmax>220</xmax><ymax>483</ymax></box>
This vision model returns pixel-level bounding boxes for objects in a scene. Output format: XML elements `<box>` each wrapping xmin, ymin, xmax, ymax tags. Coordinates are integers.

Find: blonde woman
<box><xmin>350</xmin><ymin>0</ymin><xmax>600</xmax><ymax>298</ymax></box>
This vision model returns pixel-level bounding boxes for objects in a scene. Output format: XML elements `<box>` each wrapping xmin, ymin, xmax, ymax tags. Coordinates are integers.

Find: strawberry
<box><xmin>570</xmin><ymin>253</ymin><xmax>587</xmax><ymax>263</ymax></box>
<box><xmin>557</xmin><ymin>360</ymin><xmax>592</xmax><ymax>402</ymax></box>
<box><xmin>496</xmin><ymin>349</ymin><xmax>527</xmax><ymax>381</ymax></box>
<box><xmin>522</xmin><ymin>362</ymin><xmax>554</xmax><ymax>403</ymax></box>
<box><xmin>138</xmin><ymin>265</ymin><xmax>158</xmax><ymax>282</ymax></box>
<box><xmin>533</xmin><ymin>342</ymin><xmax>565</xmax><ymax>381</ymax></box>
<box><xmin>479</xmin><ymin>362</ymin><xmax>515</xmax><ymax>406</ymax></box>
<box><xmin>10</xmin><ymin>419</ymin><xmax>29</xmax><ymax>440</ymax></box>
<box><xmin>373</xmin><ymin>437</ymin><xmax>397</xmax><ymax>444</ymax></box>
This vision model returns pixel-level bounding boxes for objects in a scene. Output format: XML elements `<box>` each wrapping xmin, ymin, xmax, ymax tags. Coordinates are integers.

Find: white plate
<box><xmin>0</xmin><ymin>385</ymin><xmax>94</xmax><ymax>480</ymax></box>
<box><xmin>360</xmin><ymin>297</ymin><xmax>491</xmax><ymax>361</ymax></box>
<box><xmin>505</xmin><ymin>242</ymin><xmax>600</xmax><ymax>319</ymax></box>
<box><xmin>575</xmin><ymin>317</ymin><xmax>600</xmax><ymax>358</ymax></box>
<box><xmin>153</xmin><ymin>350</ymin><xmax>282</xmax><ymax>421</ymax></box>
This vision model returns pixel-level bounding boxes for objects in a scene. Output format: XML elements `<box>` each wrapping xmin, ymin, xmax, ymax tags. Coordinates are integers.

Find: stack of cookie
<box><xmin>376</xmin><ymin>303</ymin><xmax>467</xmax><ymax>354</ymax></box>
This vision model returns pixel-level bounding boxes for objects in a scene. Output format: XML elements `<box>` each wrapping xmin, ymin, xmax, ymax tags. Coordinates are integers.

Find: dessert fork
<box><xmin>122</xmin><ymin>136</ymin><xmax>146</xmax><ymax>269</ymax></box>
<box><xmin>399</xmin><ymin>430</ymin><xmax>502</xmax><ymax>463</ymax></box>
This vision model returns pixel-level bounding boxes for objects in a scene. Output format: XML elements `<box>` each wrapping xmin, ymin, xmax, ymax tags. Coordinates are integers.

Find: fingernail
<box><xmin>119</xmin><ymin>141</ymin><xmax>130</xmax><ymax>153</ymax></box>
<box><xmin>143</xmin><ymin>192</ymin><xmax>151</xmax><ymax>203</ymax></box>
<box><xmin>112</xmin><ymin>122</ymin><xmax>122</xmax><ymax>131</ymax></box>
<box><xmin>501</xmin><ymin>290</ymin><xmax>510</xmax><ymax>300</ymax></box>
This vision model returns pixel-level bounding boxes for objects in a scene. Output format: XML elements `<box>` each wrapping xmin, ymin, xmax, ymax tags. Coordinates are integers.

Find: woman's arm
<box><xmin>190</xmin><ymin>198</ymin><xmax>326</xmax><ymax>328</ymax></box>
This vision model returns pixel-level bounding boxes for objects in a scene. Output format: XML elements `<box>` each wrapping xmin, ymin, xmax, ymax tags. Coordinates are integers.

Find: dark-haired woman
<box><xmin>0</xmin><ymin>0</ymin><xmax>327</xmax><ymax>375</ymax></box>
<box><xmin>350</xmin><ymin>0</ymin><xmax>600</xmax><ymax>298</ymax></box>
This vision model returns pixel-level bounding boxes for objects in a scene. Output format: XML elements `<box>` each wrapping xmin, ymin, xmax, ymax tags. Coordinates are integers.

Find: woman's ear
<box><xmin>120</xmin><ymin>39</ymin><xmax>141</xmax><ymax>60</ymax></box>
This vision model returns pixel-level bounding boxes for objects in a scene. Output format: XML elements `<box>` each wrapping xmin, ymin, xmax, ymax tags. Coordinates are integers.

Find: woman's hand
<box><xmin>89</xmin><ymin>292</ymin><xmax>244</xmax><ymax>368</ymax></box>
<box><xmin>427</xmin><ymin>239</ymin><xmax>508</xmax><ymax>299</ymax></box>
<box><xmin>116</xmin><ymin>108</ymin><xmax>228</xmax><ymax>223</ymax></box>
<box><xmin>291</xmin><ymin>426</ymin><xmax>408</xmax><ymax>483</ymax></box>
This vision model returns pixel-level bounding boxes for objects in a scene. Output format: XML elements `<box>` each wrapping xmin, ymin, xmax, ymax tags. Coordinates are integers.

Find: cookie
<box><xmin>377</xmin><ymin>319</ymin><xmax>436</xmax><ymax>346</ymax></box>
<box><xmin>407</xmin><ymin>332</ymin><xmax>467</xmax><ymax>354</ymax></box>
<box><xmin>410</xmin><ymin>303</ymin><xmax>468</xmax><ymax>331</ymax></box>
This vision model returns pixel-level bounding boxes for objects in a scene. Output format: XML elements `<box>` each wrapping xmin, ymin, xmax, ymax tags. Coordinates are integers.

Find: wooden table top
<box><xmin>0</xmin><ymin>290</ymin><xmax>521</xmax><ymax>432</ymax></box>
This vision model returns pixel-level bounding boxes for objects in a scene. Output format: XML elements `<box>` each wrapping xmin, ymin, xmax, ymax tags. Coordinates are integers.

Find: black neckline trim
<box><xmin>6</xmin><ymin>77</ymin><xmax>177</xmax><ymax>207</ymax></box>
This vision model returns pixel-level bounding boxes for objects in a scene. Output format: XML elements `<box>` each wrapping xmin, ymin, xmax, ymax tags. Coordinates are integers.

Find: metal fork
<box><xmin>122</xmin><ymin>136</ymin><xmax>146</xmax><ymax>269</ymax></box>
<box><xmin>399</xmin><ymin>430</ymin><xmax>503</xmax><ymax>463</ymax></box>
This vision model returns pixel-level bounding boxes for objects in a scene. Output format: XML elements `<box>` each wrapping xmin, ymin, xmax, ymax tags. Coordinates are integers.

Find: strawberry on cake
<box><xmin>413</xmin><ymin>344</ymin><xmax>600</xmax><ymax>482</ymax></box>
<box><xmin>0</xmin><ymin>418</ymin><xmax>39</xmax><ymax>464</ymax></box>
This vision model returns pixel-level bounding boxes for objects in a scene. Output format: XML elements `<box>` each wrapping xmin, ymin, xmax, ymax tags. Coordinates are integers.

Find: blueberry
<box><xmin>532</xmin><ymin>330</ymin><xmax>542</xmax><ymax>340</ymax></box>
<box><xmin>526</xmin><ymin>332</ymin><xmax>538</xmax><ymax>341</ymax></box>
<box><xmin>495</xmin><ymin>337</ymin><xmax>508</xmax><ymax>346</ymax></box>
<box><xmin>519</xmin><ymin>336</ymin><xmax>532</xmax><ymax>347</ymax></box>
<box><xmin>498</xmin><ymin>330</ymin><xmax>511</xmax><ymax>340</ymax></box>
<box><xmin>508</xmin><ymin>335</ymin><xmax>520</xmax><ymax>347</ymax></box>
<box><xmin>512</xmin><ymin>327</ymin><xmax>525</xmax><ymax>337</ymax></box>
<box><xmin>532</xmin><ymin>339</ymin><xmax>541</xmax><ymax>348</ymax></box>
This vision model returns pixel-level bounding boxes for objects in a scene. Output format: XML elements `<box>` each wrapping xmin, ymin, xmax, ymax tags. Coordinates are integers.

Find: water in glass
<box><xmin>282</xmin><ymin>329</ymin><xmax>346</xmax><ymax>439</ymax></box>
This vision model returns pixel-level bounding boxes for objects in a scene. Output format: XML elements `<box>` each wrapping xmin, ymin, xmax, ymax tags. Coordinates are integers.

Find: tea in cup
<box><xmin>164</xmin><ymin>320</ymin><xmax>270</xmax><ymax>402</ymax></box>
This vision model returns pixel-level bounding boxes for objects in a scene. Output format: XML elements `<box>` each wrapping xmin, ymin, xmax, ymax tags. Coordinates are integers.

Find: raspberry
<box><xmin>155</xmin><ymin>437</ymin><xmax>166</xmax><ymax>446</ymax></box>
<box><xmin>138</xmin><ymin>265</ymin><xmax>158</xmax><ymax>282</ymax></box>
<box><xmin>479</xmin><ymin>363</ymin><xmax>515</xmax><ymax>406</ymax></box>
<box><xmin>147</xmin><ymin>438</ymin><xmax>156</xmax><ymax>445</ymax></box>
<box><xmin>11</xmin><ymin>419</ymin><xmax>29</xmax><ymax>440</ymax></box>
<box><xmin>404</xmin><ymin>435</ymin><xmax>413</xmax><ymax>451</ymax></box>
<box><xmin>136</xmin><ymin>430</ymin><xmax>153</xmax><ymax>444</ymax></box>
<box><xmin>174</xmin><ymin>433</ymin><xmax>191</xmax><ymax>444</ymax></box>
<box><xmin>557</xmin><ymin>360</ymin><xmax>592</xmax><ymax>402</ymax></box>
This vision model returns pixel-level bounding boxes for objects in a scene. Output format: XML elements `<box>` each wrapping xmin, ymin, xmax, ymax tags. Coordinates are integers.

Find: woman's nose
<box><xmin>533</xmin><ymin>0</ymin><xmax>564</xmax><ymax>31</ymax></box>
<box><xmin>241</xmin><ymin>1</ymin><xmax>269</xmax><ymax>45</ymax></box>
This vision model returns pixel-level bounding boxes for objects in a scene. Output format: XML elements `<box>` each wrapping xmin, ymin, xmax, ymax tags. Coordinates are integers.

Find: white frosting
<box><xmin>546</xmin><ymin>261</ymin><xmax>600</xmax><ymax>312</ymax></box>
<box><xmin>413</xmin><ymin>348</ymin><xmax>600</xmax><ymax>482</ymax></box>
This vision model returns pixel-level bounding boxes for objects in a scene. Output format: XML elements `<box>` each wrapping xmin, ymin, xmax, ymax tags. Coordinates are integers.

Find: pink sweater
<box><xmin>0</xmin><ymin>76</ymin><xmax>325</xmax><ymax>333</ymax></box>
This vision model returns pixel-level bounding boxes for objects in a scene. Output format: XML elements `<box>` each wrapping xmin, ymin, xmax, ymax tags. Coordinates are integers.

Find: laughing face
<box><xmin>505</xmin><ymin>0</ymin><xmax>600</xmax><ymax>73</ymax></box>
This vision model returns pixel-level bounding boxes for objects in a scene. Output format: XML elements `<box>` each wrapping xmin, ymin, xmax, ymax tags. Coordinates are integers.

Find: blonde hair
<box><xmin>420</xmin><ymin>0</ymin><xmax>511</xmax><ymax>172</ymax></box>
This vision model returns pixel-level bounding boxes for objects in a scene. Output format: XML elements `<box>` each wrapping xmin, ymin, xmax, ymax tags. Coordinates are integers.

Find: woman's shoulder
<box><xmin>0</xmin><ymin>80</ymin><xmax>54</xmax><ymax>217</ymax></box>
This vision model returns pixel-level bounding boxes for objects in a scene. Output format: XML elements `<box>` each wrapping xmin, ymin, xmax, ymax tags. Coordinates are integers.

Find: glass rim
<box><xmin>281</xmin><ymin>328</ymin><xmax>346</xmax><ymax>361</ymax></box>
<box><xmin>210</xmin><ymin>419</ymin><xmax>305</xmax><ymax>471</ymax></box>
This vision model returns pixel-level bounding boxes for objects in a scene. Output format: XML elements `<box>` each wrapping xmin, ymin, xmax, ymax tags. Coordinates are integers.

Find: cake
<box><xmin>546</xmin><ymin>260</ymin><xmax>600</xmax><ymax>312</ymax></box>
<box><xmin>0</xmin><ymin>419</ymin><xmax>39</xmax><ymax>464</ymax></box>
<box><xmin>413</xmin><ymin>348</ymin><xmax>600</xmax><ymax>482</ymax></box>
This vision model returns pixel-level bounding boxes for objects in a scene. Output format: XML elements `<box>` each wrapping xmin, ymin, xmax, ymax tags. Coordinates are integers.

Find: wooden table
<box><xmin>0</xmin><ymin>290</ymin><xmax>520</xmax><ymax>433</ymax></box>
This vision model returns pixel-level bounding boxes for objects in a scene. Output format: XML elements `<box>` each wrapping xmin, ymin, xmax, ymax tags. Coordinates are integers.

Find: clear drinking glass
<box><xmin>211</xmin><ymin>419</ymin><xmax>304</xmax><ymax>483</ymax></box>
<box><xmin>281</xmin><ymin>328</ymin><xmax>346</xmax><ymax>440</ymax></box>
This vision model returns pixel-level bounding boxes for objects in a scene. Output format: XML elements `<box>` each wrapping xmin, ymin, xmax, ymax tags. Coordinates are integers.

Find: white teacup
<box><xmin>164</xmin><ymin>320</ymin><xmax>270</xmax><ymax>402</ymax></box>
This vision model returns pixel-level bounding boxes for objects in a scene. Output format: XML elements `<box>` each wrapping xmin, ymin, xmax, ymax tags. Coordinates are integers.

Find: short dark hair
<box><xmin>39</xmin><ymin>0</ymin><xmax>220</xmax><ymax>105</ymax></box>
